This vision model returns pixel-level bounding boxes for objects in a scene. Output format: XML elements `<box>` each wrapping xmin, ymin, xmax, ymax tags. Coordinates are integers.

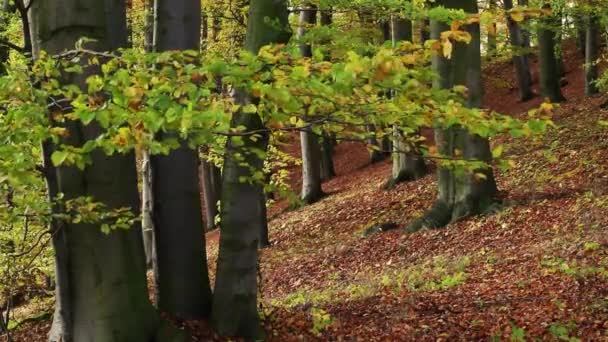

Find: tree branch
<box><xmin>0</xmin><ymin>39</ymin><xmax>25</xmax><ymax>53</ymax></box>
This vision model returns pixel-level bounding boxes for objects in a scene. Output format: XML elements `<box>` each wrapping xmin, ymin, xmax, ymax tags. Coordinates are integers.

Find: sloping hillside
<box><xmin>10</xmin><ymin>43</ymin><xmax>608</xmax><ymax>341</ymax></box>
<box><xmin>201</xmin><ymin>42</ymin><xmax>608</xmax><ymax>341</ymax></box>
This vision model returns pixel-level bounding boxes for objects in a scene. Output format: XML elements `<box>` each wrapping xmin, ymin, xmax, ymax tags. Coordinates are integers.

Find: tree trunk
<box><xmin>211</xmin><ymin>0</ymin><xmax>290</xmax><ymax>338</ymax></box>
<box><xmin>318</xmin><ymin>9</ymin><xmax>336</xmax><ymax>182</ymax></box>
<box><xmin>30</xmin><ymin>1</ymin><xmax>187</xmax><ymax>340</ymax></box>
<box><xmin>420</xmin><ymin>19</ymin><xmax>430</xmax><ymax>43</ymax></box>
<box><xmin>320</xmin><ymin>133</ymin><xmax>336</xmax><ymax>181</ymax></box>
<box><xmin>151</xmin><ymin>0</ymin><xmax>213</xmax><ymax>320</ymax></box>
<box><xmin>504</xmin><ymin>0</ymin><xmax>534</xmax><ymax>101</ymax></box>
<box><xmin>538</xmin><ymin>4</ymin><xmax>566</xmax><ymax>102</ymax></box>
<box><xmin>368</xmin><ymin>125</ymin><xmax>385</xmax><ymax>163</ymax></box>
<box><xmin>407</xmin><ymin>0</ymin><xmax>497</xmax><ymax>232</ymax></box>
<box><xmin>200</xmin><ymin>157</ymin><xmax>221</xmax><ymax>231</ymax></box>
<box><xmin>141</xmin><ymin>150</ymin><xmax>155</xmax><ymax>271</ymax></box>
<box><xmin>139</xmin><ymin>0</ymin><xmax>156</xmax><ymax>273</ymax></box>
<box><xmin>585</xmin><ymin>14</ymin><xmax>599</xmax><ymax>96</ymax></box>
<box><xmin>575</xmin><ymin>14</ymin><xmax>586</xmax><ymax>57</ymax></box>
<box><xmin>298</xmin><ymin>5</ymin><xmax>324</xmax><ymax>204</ymax></box>
<box><xmin>517</xmin><ymin>0</ymin><xmax>531</xmax><ymax>53</ymax></box>
<box><xmin>554</xmin><ymin>7</ymin><xmax>566</xmax><ymax>78</ymax></box>
<box><xmin>487</xmin><ymin>0</ymin><xmax>497</xmax><ymax>57</ymax></box>
<box><xmin>320</xmin><ymin>7</ymin><xmax>332</xmax><ymax>26</ymax></box>
<box><xmin>385</xmin><ymin>16</ymin><xmax>427</xmax><ymax>189</ymax></box>
<box><xmin>300</xmin><ymin>125</ymin><xmax>324</xmax><ymax>203</ymax></box>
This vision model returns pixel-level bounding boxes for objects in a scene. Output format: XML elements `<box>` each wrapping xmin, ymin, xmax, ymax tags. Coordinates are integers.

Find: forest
<box><xmin>0</xmin><ymin>0</ymin><xmax>607</xmax><ymax>340</ymax></box>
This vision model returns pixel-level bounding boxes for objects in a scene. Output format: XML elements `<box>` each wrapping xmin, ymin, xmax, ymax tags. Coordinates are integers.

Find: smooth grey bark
<box><xmin>43</xmin><ymin>140</ymin><xmax>73</xmax><ymax>342</ymax></box>
<box><xmin>318</xmin><ymin>9</ymin><xmax>336</xmax><ymax>182</ymax></box>
<box><xmin>30</xmin><ymin>0</ymin><xmax>187</xmax><ymax>340</ymax></box>
<box><xmin>151</xmin><ymin>0</ymin><xmax>213</xmax><ymax>320</ymax></box>
<box><xmin>385</xmin><ymin>16</ymin><xmax>427</xmax><ymax>189</ymax></box>
<box><xmin>298</xmin><ymin>5</ymin><xmax>324</xmax><ymax>204</ymax></box>
<box><xmin>320</xmin><ymin>134</ymin><xmax>336</xmax><ymax>181</ymax></box>
<box><xmin>211</xmin><ymin>0</ymin><xmax>290</xmax><ymax>338</ymax></box>
<box><xmin>585</xmin><ymin>14</ymin><xmax>599</xmax><ymax>96</ymax></box>
<box><xmin>538</xmin><ymin>4</ymin><xmax>566</xmax><ymax>102</ymax></box>
<box><xmin>141</xmin><ymin>2</ymin><xmax>156</xmax><ymax>272</ymax></box>
<box><xmin>407</xmin><ymin>0</ymin><xmax>497</xmax><ymax>232</ymax></box>
<box><xmin>200</xmin><ymin>156</ymin><xmax>221</xmax><ymax>231</ymax></box>
<box><xmin>300</xmin><ymin>124</ymin><xmax>324</xmax><ymax>203</ymax></box>
<box><xmin>504</xmin><ymin>0</ymin><xmax>534</xmax><ymax>101</ymax></box>
<box><xmin>141</xmin><ymin>150</ymin><xmax>155</xmax><ymax>270</ymax></box>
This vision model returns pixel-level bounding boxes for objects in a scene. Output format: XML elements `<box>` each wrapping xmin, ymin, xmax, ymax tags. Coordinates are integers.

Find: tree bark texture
<box><xmin>538</xmin><ymin>4</ymin><xmax>566</xmax><ymax>102</ymax></box>
<box><xmin>385</xmin><ymin>16</ymin><xmax>427</xmax><ymax>189</ymax></box>
<box><xmin>151</xmin><ymin>0</ymin><xmax>213</xmax><ymax>320</ymax></box>
<box><xmin>298</xmin><ymin>5</ymin><xmax>324</xmax><ymax>204</ymax></box>
<box><xmin>585</xmin><ymin>14</ymin><xmax>599</xmax><ymax>96</ymax></box>
<box><xmin>504</xmin><ymin>0</ymin><xmax>534</xmax><ymax>101</ymax></box>
<box><xmin>200</xmin><ymin>157</ymin><xmax>221</xmax><ymax>231</ymax></box>
<box><xmin>30</xmin><ymin>1</ymin><xmax>188</xmax><ymax>340</ymax></box>
<box><xmin>407</xmin><ymin>0</ymin><xmax>497</xmax><ymax>232</ymax></box>
<box><xmin>211</xmin><ymin>0</ymin><xmax>290</xmax><ymax>338</ymax></box>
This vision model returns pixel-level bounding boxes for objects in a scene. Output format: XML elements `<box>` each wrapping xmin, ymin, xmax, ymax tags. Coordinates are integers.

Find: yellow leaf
<box><xmin>442</xmin><ymin>40</ymin><xmax>453</xmax><ymax>59</ymax></box>
<box><xmin>451</xmin><ymin>30</ymin><xmax>472</xmax><ymax>44</ymax></box>
<box><xmin>510</xmin><ymin>10</ymin><xmax>525</xmax><ymax>22</ymax></box>
<box><xmin>431</xmin><ymin>40</ymin><xmax>442</xmax><ymax>53</ymax></box>
<box><xmin>486</xmin><ymin>23</ymin><xmax>496</xmax><ymax>37</ymax></box>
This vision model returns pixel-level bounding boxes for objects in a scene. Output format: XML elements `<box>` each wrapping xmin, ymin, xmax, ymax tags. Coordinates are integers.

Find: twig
<box><xmin>0</xmin><ymin>39</ymin><xmax>24</xmax><ymax>53</ymax></box>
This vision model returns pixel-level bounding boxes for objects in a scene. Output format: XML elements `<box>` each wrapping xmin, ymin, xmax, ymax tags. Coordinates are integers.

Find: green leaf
<box><xmin>51</xmin><ymin>150</ymin><xmax>69</xmax><ymax>166</ymax></box>
<box><xmin>491</xmin><ymin>145</ymin><xmax>504</xmax><ymax>158</ymax></box>
<box><xmin>242</xmin><ymin>104</ymin><xmax>257</xmax><ymax>114</ymax></box>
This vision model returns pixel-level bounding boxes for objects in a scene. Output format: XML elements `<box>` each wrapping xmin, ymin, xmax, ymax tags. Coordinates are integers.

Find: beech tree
<box><xmin>487</xmin><ymin>0</ymin><xmax>498</xmax><ymax>57</ymax></box>
<box><xmin>150</xmin><ymin>0</ymin><xmax>213</xmax><ymax>319</ymax></box>
<box><xmin>585</xmin><ymin>12</ymin><xmax>599</xmax><ymax>96</ymax></box>
<box><xmin>407</xmin><ymin>0</ymin><xmax>498</xmax><ymax>232</ymax></box>
<box><xmin>538</xmin><ymin>3</ymin><xmax>566</xmax><ymax>102</ymax></box>
<box><xmin>211</xmin><ymin>0</ymin><xmax>290</xmax><ymax>338</ymax></box>
<box><xmin>141</xmin><ymin>0</ymin><xmax>155</xmax><ymax>270</ymax></box>
<box><xmin>385</xmin><ymin>15</ymin><xmax>427</xmax><ymax>189</ymax></box>
<box><xmin>29</xmin><ymin>0</ymin><xmax>186</xmax><ymax>340</ymax></box>
<box><xmin>299</xmin><ymin>4</ymin><xmax>325</xmax><ymax>204</ymax></box>
<box><xmin>319</xmin><ymin>9</ymin><xmax>336</xmax><ymax>182</ymax></box>
<box><xmin>504</xmin><ymin>0</ymin><xmax>534</xmax><ymax>101</ymax></box>
<box><xmin>200</xmin><ymin>154</ymin><xmax>221</xmax><ymax>231</ymax></box>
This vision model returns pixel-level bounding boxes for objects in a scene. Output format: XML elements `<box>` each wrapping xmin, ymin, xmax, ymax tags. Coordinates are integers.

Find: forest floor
<box><xmin>10</xmin><ymin>42</ymin><xmax>608</xmax><ymax>341</ymax></box>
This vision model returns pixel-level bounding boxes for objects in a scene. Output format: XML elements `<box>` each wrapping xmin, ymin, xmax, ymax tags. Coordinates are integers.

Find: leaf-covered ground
<box><xmin>10</xmin><ymin>43</ymin><xmax>608</xmax><ymax>341</ymax></box>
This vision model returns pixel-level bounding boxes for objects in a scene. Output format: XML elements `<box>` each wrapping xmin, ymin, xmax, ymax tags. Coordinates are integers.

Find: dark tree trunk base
<box><xmin>383</xmin><ymin>161</ymin><xmax>427</xmax><ymax>190</ymax></box>
<box><xmin>301</xmin><ymin>190</ymin><xmax>327</xmax><ymax>205</ymax></box>
<box><xmin>405</xmin><ymin>196</ymin><xmax>500</xmax><ymax>233</ymax></box>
